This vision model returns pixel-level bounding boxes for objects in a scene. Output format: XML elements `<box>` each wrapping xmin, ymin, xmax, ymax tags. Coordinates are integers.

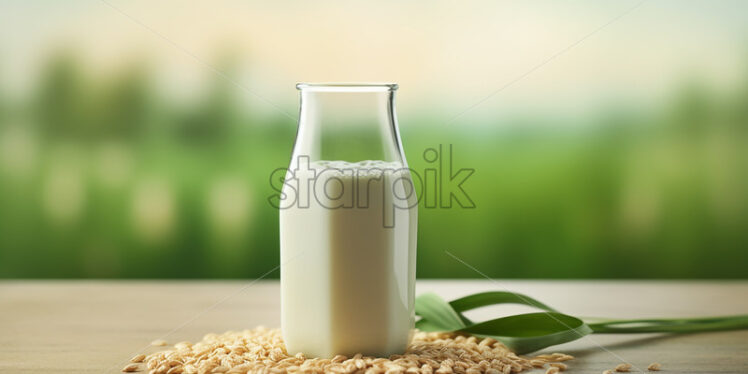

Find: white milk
<box><xmin>280</xmin><ymin>160</ymin><xmax>418</xmax><ymax>358</ymax></box>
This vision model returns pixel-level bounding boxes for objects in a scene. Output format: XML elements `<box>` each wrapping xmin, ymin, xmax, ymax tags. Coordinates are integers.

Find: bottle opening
<box><xmin>296</xmin><ymin>83</ymin><xmax>398</xmax><ymax>92</ymax></box>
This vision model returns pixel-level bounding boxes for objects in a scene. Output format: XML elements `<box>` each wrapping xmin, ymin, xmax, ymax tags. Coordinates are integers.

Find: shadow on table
<box><xmin>560</xmin><ymin>332</ymin><xmax>688</xmax><ymax>357</ymax></box>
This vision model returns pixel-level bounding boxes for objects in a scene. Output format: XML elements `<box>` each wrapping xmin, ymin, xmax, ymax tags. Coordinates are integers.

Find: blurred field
<box><xmin>1</xmin><ymin>1</ymin><xmax>748</xmax><ymax>279</ymax></box>
<box><xmin>1</xmin><ymin>51</ymin><xmax>747</xmax><ymax>279</ymax></box>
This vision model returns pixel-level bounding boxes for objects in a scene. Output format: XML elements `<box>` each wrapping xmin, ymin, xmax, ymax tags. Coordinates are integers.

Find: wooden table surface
<box><xmin>1</xmin><ymin>280</ymin><xmax>746</xmax><ymax>374</ymax></box>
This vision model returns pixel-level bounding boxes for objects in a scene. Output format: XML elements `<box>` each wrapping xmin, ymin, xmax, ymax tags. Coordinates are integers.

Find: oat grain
<box><xmin>121</xmin><ymin>363</ymin><xmax>140</xmax><ymax>372</ymax></box>
<box><xmin>615</xmin><ymin>363</ymin><xmax>632</xmax><ymax>372</ymax></box>
<box><xmin>139</xmin><ymin>328</ymin><xmax>574</xmax><ymax>374</ymax></box>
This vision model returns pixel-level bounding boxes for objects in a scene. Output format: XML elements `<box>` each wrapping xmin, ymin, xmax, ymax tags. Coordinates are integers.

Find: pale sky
<box><xmin>1</xmin><ymin>0</ymin><xmax>747</xmax><ymax>123</ymax></box>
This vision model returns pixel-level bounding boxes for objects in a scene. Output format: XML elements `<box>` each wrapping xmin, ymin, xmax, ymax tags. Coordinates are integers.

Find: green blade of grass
<box><xmin>459</xmin><ymin>312</ymin><xmax>592</xmax><ymax>354</ymax></box>
<box><xmin>416</xmin><ymin>290</ymin><xmax>748</xmax><ymax>355</ymax></box>
<box><xmin>588</xmin><ymin>314</ymin><xmax>748</xmax><ymax>333</ymax></box>
<box><xmin>449</xmin><ymin>291</ymin><xmax>559</xmax><ymax>313</ymax></box>
<box><xmin>416</xmin><ymin>293</ymin><xmax>590</xmax><ymax>354</ymax></box>
<box><xmin>415</xmin><ymin>292</ymin><xmax>467</xmax><ymax>331</ymax></box>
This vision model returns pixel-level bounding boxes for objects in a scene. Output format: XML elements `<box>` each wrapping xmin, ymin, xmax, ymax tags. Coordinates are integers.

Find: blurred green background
<box><xmin>1</xmin><ymin>1</ymin><xmax>747</xmax><ymax>278</ymax></box>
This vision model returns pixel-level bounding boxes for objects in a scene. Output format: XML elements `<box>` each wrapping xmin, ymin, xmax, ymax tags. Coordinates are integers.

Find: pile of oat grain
<box><xmin>124</xmin><ymin>327</ymin><xmax>574</xmax><ymax>374</ymax></box>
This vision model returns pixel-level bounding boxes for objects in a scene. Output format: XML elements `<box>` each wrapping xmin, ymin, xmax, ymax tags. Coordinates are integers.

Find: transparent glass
<box><xmin>279</xmin><ymin>83</ymin><xmax>418</xmax><ymax>358</ymax></box>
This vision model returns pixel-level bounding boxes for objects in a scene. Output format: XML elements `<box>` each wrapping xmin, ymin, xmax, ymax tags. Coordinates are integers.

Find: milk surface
<box><xmin>280</xmin><ymin>160</ymin><xmax>418</xmax><ymax>358</ymax></box>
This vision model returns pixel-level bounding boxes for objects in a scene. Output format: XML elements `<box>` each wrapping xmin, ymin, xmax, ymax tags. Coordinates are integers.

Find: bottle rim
<box><xmin>296</xmin><ymin>83</ymin><xmax>398</xmax><ymax>92</ymax></box>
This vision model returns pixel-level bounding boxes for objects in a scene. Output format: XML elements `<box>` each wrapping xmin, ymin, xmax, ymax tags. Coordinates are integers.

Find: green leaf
<box><xmin>415</xmin><ymin>290</ymin><xmax>748</xmax><ymax>355</ymax></box>
<box><xmin>460</xmin><ymin>312</ymin><xmax>593</xmax><ymax>354</ymax></box>
<box><xmin>449</xmin><ymin>291</ymin><xmax>559</xmax><ymax>313</ymax></box>
<box><xmin>415</xmin><ymin>293</ymin><xmax>467</xmax><ymax>331</ymax></box>
<box><xmin>415</xmin><ymin>318</ymin><xmax>446</xmax><ymax>331</ymax></box>
<box><xmin>588</xmin><ymin>314</ymin><xmax>748</xmax><ymax>333</ymax></box>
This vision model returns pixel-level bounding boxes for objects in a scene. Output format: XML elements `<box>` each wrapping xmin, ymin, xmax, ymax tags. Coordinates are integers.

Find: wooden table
<box><xmin>1</xmin><ymin>280</ymin><xmax>746</xmax><ymax>373</ymax></box>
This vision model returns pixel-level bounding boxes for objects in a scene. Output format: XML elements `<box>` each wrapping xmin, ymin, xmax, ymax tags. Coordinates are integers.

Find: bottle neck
<box><xmin>293</xmin><ymin>89</ymin><xmax>403</xmax><ymax>164</ymax></box>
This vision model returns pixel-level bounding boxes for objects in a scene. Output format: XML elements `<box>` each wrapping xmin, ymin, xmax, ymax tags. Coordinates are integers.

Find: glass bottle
<box><xmin>279</xmin><ymin>83</ymin><xmax>418</xmax><ymax>358</ymax></box>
